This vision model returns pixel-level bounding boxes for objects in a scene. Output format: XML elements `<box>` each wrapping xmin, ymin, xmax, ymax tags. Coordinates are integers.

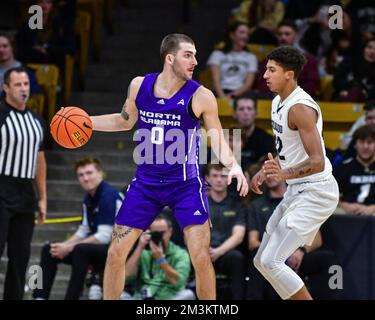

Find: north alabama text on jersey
<box><xmin>139</xmin><ymin>109</ymin><xmax>181</xmax><ymax>127</ymax></box>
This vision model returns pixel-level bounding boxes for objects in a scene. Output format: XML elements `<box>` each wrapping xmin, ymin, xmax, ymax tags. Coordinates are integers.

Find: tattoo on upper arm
<box><xmin>112</xmin><ymin>225</ymin><xmax>133</xmax><ymax>243</ymax></box>
<box><xmin>121</xmin><ymin>83</ymin><xmax>132</xmax><ymax>121</ymax></box>
<box><xmin>121</xmin><ymin>104</ymin><xmax>130</xmax><ymax>120</ymax></box>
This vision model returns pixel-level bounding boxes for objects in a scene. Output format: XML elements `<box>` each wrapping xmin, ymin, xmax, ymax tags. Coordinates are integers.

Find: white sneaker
<box><xmin>88</xmin><ymin>284</ymin><xmax>103</xmax><ymax>300</ymax></box>
<box><xmin>120</xmin><ymin>291</ymin><xmax>134</xmax><ymax>300</ymax></box>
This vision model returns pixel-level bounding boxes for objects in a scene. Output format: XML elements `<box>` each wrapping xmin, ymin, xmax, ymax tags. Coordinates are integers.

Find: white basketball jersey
<box><xmin>271</xmin><ymin>86</ymin><xmax>332</xmax><ymax>184</ymax></box>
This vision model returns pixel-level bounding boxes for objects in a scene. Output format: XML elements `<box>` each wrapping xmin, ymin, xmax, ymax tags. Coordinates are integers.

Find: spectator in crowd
<box><xmin>334</xmin><ymin>125</ymin><xmax>375</xmax><ymax>215</ymax></box>
<box><xmin>320</xmin><ymin>10</ymin><xmax>354</xmax><ymax>77</ymax></box>
<box><xmin>207</xmin><ymin>21</ymin><xmax>258</xmax><ymax>98</ymax></box>
<box><xmin>247</xmin><ymin>175</ymin><xmax>338</xmax><ymax>299</ymax></box>
<box><xmin>0</xmin><ymin>67</ymin><xmax>47</xmax><ymax>300</ymax></box>
<box><xmin>235</xmin><ymin>0</ymin><xmax>284</xmax><ymax>45</ymax></box>
<box><xmin>347</xmin><ymin>0</ymin><xmax>375</xmax><ymax>53</ymax></box>
<box><xmin>284</xmin><ymin>0</ymin><xmax>324</xmax><ymax>21</ymax></box>
<box><xmin>233</xmin><ymin>94</ymin><xmax>275</xmax><ymax>169</ymax></box>
<box><xmin>298</xmin><ymin>5</ymin><xmax>333</xmax><ymax>60</ymax></box>
<box><xmin>342</xmin><ymin>99</ymin><xmax>375</xmax><ymax>158</ymax></box>
<box><xmin>32</xmin><ymin>157</ymin><xmax>123</xmax><ymax>300</ymax></box>
<box><xmin>254</xmin><ymin>20</ymin><xmax>320</xmax><ymax>98</ymax></box>
<box><xmin>205</xmin><ymin>164</ymin><xmax>247</xmax><ymax>300</ymax></box>
<box><xmin>333</xmin><ymin>39</ymin><xmax>375</xmax><ymax>102</ymax></box>
<box><xmin>121</xmin><ymin>214</ymin><xmax>194</xmax><ymax>300</ymax></box>
<box><xmin>16</xmin><ymin>0</ymin><xmax>76</xmax><ymax>70</ymax></box>
<box><xmin>0</xmin><ymin>32</ymin><xmax>40</xmax><ymax>95</ymax></box>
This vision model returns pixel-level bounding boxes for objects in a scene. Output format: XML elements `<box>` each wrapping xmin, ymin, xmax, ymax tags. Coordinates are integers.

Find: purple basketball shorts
<box><xmin>115</xmin><ymin>177</ymin><xmax>209</xmax><ymax>230</ymax></box>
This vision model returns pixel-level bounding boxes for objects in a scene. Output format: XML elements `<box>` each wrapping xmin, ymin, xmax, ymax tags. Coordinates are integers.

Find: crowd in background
<box><xmin>0</xmin><ymin>0</ymin><xmax>374</xmax><ymax>300</ymax></box>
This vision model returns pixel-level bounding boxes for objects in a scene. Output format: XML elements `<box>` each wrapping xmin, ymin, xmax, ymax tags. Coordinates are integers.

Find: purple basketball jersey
<box><xmin>134</xmin><ymin>73</ymin><xmax>202</xmax><ymax>183</ymax></box>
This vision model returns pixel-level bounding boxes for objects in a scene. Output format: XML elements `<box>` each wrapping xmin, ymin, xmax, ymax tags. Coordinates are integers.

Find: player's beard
<box><xmin>172</xmin><ymin>62</ymin><xmax>190</xmax><ymax>81</ymax></box>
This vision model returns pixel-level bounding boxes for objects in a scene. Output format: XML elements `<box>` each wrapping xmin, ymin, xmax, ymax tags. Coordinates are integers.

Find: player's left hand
<box><xmin>286</xmin><ymin>248</ymin><xmax>305</xmax><ymax>271</ymax></box>
<box><xmin>227</xmin><ymin>164</ymin><xmax>249</xmax><ymax>197</ymax></box>
<box><xmin>263</xmin><ymin>153</ymin><xmax>283</xmax><ymax>180</ymax></box>
<box><xmin>150</xmin><ymin>240</ymin><xmax>164</xmax><ymax>260</ymax></box>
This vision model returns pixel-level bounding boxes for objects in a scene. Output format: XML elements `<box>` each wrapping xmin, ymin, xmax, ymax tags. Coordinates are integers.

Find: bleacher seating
<box><xmin>75</xmin><ymin>10</ymin><xmax>91</xmax><ymax>90</ymax></box>
<box><xmin>77</xmin><ymin>0</ymin><xmax>104</xmax><ymax>62</ymax></box>
<box><xmin>27</xmin><ymin>94</ymin><xmax>45</xmax><ymax>116</ymax></box>
<box><xmin>27</xmin><ymin>63</ymin><xmax>59</xmax><ymax>123</ymax></box>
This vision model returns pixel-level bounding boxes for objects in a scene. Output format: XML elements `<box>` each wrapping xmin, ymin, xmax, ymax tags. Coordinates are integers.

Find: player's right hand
<box><xmin>250</xmin><ymin>170</ymin><xmax>266</xmax><ymax>194</ymax></box>
<box><xmin>227</xmin><ymin>165</ymin><xmax>249</xmax><ymax>197</ymax></box>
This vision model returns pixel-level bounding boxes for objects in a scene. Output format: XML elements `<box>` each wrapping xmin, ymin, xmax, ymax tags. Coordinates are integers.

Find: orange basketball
<box><xmin>50</xmin><ymin>107</ymin><xmax>93</xmax><ymax>149</ymax></box>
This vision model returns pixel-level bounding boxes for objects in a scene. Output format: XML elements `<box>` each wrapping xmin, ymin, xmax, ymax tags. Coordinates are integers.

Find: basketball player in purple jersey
<box><xmin>91</xmin><ymin>34</ymin><xmax>248</xmax><ymax>300</ymax></box>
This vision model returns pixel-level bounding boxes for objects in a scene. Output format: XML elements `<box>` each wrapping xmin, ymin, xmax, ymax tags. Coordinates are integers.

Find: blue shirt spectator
<box><xmin>33</xmin><ymin>158</ymin><xmax>124</xmax><ymax>300</ymax></box>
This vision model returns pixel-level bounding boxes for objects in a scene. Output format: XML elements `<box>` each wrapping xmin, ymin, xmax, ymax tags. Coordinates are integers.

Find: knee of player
<box><xmin>190</xmin><ymin>250</ymin><xmax>211</xmax><ymax>268</ymax></box>
<box><xmin>259</xmin><ymin>254</ymin><xmax>278</xmax><ymax>273</ymax></box>
<box><xmin>106</xmin><ymin>245</ymin><xmax>127</xmax><ymax>265</ymax></box>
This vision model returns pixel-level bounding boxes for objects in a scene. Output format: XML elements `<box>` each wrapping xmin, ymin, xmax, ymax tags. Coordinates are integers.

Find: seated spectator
<box><xmin>122</xmin><ymin>214</ymin><xmax>194</xmax><ymax>300</ymax></box>
<box><xmin>207</xmin><ymin>21</ymin><xmax>257</xmax><ymax>98</ymax></box>
<box><xmin>327</xmin><ymin>11</ymin><xmax>354</xmax><ymax>71</ymax></box>
<box><xmin>16</xmin><ymin>0</ymin><xmax>76</xmax><ymax>70</ymax></box>
<box><xmin>235</xmin><ymin>0</ymin><xmax>284</xmax><ymax>45</ymax></box>
<box><xmin>343</xmin><ymin>99</ymin><xmax>375</xmax><ymax>160</ymax></box>
<box><xmin>247</xmin><ymin>176</ymin><xmax>338</xmax><ymax>300</ymax></box>
<box><xmin>233</xmin><ymin>94</ymin><xmax>275</xmax><ymax>169</ymax></box>
<box><xmin>32</xmin><ymin>157</ymin><xmax>123</xmax><ymax>300</ymax></box>
<box><xmin>333</xmin><ymin>39</ymin><xmax>375</xmax><ymax>102</ymax></box>
<box><xmin>298</xmin><ymin>5</ymin><xmax>333</xmax><ymax>60</ymax></box>
<box><xmin>334</xmin><ymin>125</ymin><xmax>375</xmax><ymax>215</ymax></box>
<box><xmin>347</xmin><ymin>0</ymin><xmax>375</xmax><ymax>56</ymax></box>
<box><xmin>254</xmin><ymin>20</ymin><xmax>320</xmax><ymax>98</ymax></box>
<box><xmin>205</xmin><ymin>164</ymin><xmax>247</xmax><ymax>300</ymax></box>
<box><xmin>0</xmin><ymin>32</ymin><xmax>40</xmax><ymax>95</ymax></box>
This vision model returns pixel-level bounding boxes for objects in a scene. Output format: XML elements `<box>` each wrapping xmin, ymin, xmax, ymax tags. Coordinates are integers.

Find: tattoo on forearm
<box><xmin>286</xmin><ymin>160</ymin><xmax>312</xmax><ymax>178</ymax></box>
<box><xmin>112</xmin><ymin>225</ymin><xmax>133</xmax><ymax>243</ymax></box>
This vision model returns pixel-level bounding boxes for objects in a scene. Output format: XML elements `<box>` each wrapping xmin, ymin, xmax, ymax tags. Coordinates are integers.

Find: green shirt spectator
<box><xmin>129</xmin><ymin>241</ymin><xmax>191</xmax><ymax>299</ymax></box>
<box><xmin>124</xmin><ymin>214</ymin><xmax>194</xmax><ymax>300</ymax></box>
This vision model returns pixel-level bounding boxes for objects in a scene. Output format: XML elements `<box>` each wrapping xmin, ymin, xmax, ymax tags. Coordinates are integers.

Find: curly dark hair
<box><xmin>267</xmin><ymin>46</ymin><xmax>306</xmax><ymax>79</ymax></box>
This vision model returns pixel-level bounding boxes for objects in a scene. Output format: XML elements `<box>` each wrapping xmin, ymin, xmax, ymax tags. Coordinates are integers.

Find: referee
<box><xmin>0</xmin><ymin>66</ymin><xmax>47</xmax><ymax>300</ymax></box>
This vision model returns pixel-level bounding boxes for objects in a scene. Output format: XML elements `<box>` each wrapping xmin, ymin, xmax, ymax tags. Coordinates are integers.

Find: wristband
<box><xmin>299</xmin><ymin>247</ymin><xmax>307</xmax><ymax>254</ymax></box>
<box><xmin>157</xmin><ymin>256</ymin><xmax>167</xmax><ymax>264</ymax></box>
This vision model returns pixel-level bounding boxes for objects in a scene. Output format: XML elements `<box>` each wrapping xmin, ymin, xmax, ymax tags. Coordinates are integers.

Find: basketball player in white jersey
<box><xmin>250</xmin><ymin>46</ymin><xmax>339</xmax><ymax>300</ymax></box>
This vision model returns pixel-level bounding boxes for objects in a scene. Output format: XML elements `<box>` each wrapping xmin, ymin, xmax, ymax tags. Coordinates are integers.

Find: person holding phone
<box><xmin>121</xmin><ymin>214</ymin><xmax>195</xmax><ymax>300</ymax></box>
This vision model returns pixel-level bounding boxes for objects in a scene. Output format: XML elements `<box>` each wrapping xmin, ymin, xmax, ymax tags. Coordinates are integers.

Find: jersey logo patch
<box><xmin>177</xmin><ymin>99</ymin><xmax>185</xmax><ymax>106</ymax></box>
<box><xmin>193</xmin><ymin>210</ymin><xmax>202</xmax><ymax>216</ymax></box>
<box><xmin>157</xmin><ymin>99</ymin><xmax>165</xmax><ymax>105</ymax></box>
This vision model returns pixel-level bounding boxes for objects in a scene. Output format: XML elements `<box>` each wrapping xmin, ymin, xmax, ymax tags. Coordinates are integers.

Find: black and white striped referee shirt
<box><xmin>0</xmin><ymin>99</ymin><xmax>46</xmax><ymax>179</ymax></box>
